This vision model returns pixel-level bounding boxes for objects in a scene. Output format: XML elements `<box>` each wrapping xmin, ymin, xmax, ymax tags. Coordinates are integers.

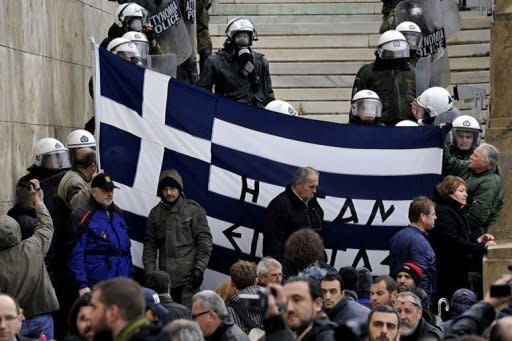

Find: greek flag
<box><xmin>93</xmin><ymin>44</ymin><xmax>445</xmax><ymax>286</ymax></box>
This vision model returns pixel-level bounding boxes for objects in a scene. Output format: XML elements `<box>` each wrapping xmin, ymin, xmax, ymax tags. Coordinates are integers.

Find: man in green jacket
<box><xmin>443</xmin><ymin>143</ymin><xmax>504</xmax><ymax>240</ymax></box>
<box><xmin>0</xmin><ymin>179</ymin><xmax>59</xmax><ymax>339</ymax></box>
<box><xmin>143</xmin><ymin>169</ymin><xmax>213</xmax><ymax>307</ymax></box>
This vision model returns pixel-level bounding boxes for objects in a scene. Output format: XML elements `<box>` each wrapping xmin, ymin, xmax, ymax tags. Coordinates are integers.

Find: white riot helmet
<box><xmin>351</xmin><ymin>90</ymin><xmax>382</xmax><ymax>120</ymax></box>
<box><xmin>123</xmin><ymin>31</ymin><xmax>149</xmax><ymax>62</ymax></box>
<box><xmin>377</xmin><ymin>30</ymin><xmax>410</xmax><ymax>60</ymax></box>
<box><xmin>396</xmin><ymin>21</ymin><xmax>422</xmax><ymax>51</ymax></box>
<box><xmin>265</xmin><ymin>100</ymin><xmax>298</xmax><ymax>116</ymax></box>
<box><xmin>396</xmin><ymin>120</ymin><xmax>419</xmax><ymax>127</ymax></box>
<box><xmin>66</xmin><ymin>129</ymin><xmax>96</xmax><ymax>149</ymax></box>
<box><xmin>416</xmin><ymin>87</ymin><xmax>453</xmax><ymax>120</ymax></box>
<box><xmin>107</xmin><ymin>37</ymin><xmax>141</xmax><ymax>63</ymax></box>
<box><xmin>116</xmin><ymin>2</ymin><xmax>146</xmax><ymax>31</ymax></box>
<box><xmin>225</xmin><ymin>17</ymin><xmax>257</xmax><ymax>44</ymax></box>
<box><xmin>34</xmin><ymin>137</ymin><xmax>71</xmax><ymax>169</ymax></box>
<box><xmin>451</xmin><ymin>115</ymin><xmax>482</xmax><ymax>150</ymax></box>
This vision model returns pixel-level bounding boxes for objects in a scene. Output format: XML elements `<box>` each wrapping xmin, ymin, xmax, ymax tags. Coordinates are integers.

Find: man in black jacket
<box><xmin>263</xmin><ymin>167</ymin><xmax>324</xmax><ymax>262</ymax></box>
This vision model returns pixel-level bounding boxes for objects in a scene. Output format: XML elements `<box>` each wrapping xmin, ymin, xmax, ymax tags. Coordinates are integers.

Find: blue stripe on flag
<box><xmin>323</xmin><ymin>222</ymin><xmax>400</xmax><ymax>250</ymax></box>
<box><xmin>208</xmin><ymin>244</ymin><xmax>260</xmax><ymax>275</ymax></box>
<box><xmin>99</xmin><ymin>123</ymin><xmax>141</xmax><ymax>187</ymax></box>
<box><xmin>99</xmin><ymin>47</ymin><xmax>144</xmax><ymax>116</ymax></box>
<box><xmin>215</xmin><ymin>97</ymin><xmax>445</xmax><ymax>149</ymax></box>
<box><xmin>166</xmin><ymin>79</ymin><xmax>217</xmax><ymax>140</ymax></box>
<box><xmin>211</xmin><ymin>144</ymin><xmax>440</xmax><ymax>200</ymax></box>
<box><xmin>124</xmin><ymin>210</ymin><xmax>147</xmax><ymax>243</ymax></box>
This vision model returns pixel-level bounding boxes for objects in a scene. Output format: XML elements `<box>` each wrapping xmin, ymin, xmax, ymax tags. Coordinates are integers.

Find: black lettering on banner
<box><xmin>366</xmin><ymin>199</ymin><xmax>395</xmax><ymax>226</ymax></box>
<box><xmin>328</xmin><ymin>248</ymin><xmax>346</xmax><ymax>266</ymax></box>
<box><xmin>333</xmin><ymin>198</ymin><xmax>359</xmax><ymax>224</ymax></box>
<box><xmin>240</xmin><ymin>176</ymin><xmax>260</xmax><ymax>203</ymax></box>
<box><xmin>249</xmin><ymin>230</ymin><xmax>259</xmax><ymax>258</ymax></box>
<box><xmin>352</xmin><ymin>249</ymin><xmax>372</xmax><ymax>272</ymax></box>
<box><xmin>223</xmin><ymin>223</ymin><xmax>242</xmax><ymax>253</ymax></box>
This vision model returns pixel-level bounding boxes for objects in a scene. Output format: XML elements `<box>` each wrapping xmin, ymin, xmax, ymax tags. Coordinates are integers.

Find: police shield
<box><xmin>147</xmin><ymin>53</ymin><xmax>178</xmax><ymax>77</ymax></box>
<box><xmin>137</xmin><ymin>0</ymin><xmax>193</xmax><ymax>65</ymax></box>
<box><xmin>395</xmin><ymin>0</ymin><xmax>460</xmax><ymax>93</ymax></box>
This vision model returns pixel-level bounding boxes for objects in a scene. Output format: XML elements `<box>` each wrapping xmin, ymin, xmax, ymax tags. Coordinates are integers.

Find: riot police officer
<box><xmin>449</xmin><ymin>115</ymin><xmax>482</xmax><ymax>160</ymax></box>
<box><xmin>350</xmin><ymin>90</ymin><xmax>383</xmax><ymax>125</ymax></box>
<box><xmin>396</xmin><ymin>21</ymin><xmax>422</xmax><ymax>66</ymax></box>
<box><xmin>197</xmin><ymin>17</ymin><xmax>275</xmax><ymax>108</ymax></box>
<box><xmin>351</xmin><ymin>30</ymin><xmax>416</xmax><ymax>125</ymax></box>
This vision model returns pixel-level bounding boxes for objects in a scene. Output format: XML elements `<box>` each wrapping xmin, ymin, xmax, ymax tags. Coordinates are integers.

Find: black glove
<box><xmin>189</xmin><ymin>268</ymin><xmax>204</xmax><ymax>289</ymax></box>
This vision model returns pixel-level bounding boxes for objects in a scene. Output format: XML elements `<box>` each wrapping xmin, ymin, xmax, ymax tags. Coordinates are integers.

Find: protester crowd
<box><xmin>1</xmin><ymin>0</ymin><xmax>507</xmax><ymax>340</ymax></box>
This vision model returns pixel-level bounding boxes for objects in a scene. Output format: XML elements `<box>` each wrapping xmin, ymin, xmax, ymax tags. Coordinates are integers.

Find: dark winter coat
<box><xmin>197</xmin><ymin>44</ymin><xmax>275</xmax><ymax>108</ymax></box>
<box><xmin>326</xmin><ymin>297</ymin><xmax>370</xmax><ymax>327</ymax></box>
<box><xmin>401</xmin><ymin>317</ymin><xmax>443</xmax><ymax>341</ymax></box>
<box><xmin>351</xmin><ymin>57</ymin><xmax>416</xmax><ymax>125</ymax></box>
<box><xmin>68</xmin><ymin>198</ymin><xmax>133</xmax><ymax>289</ymax></box>
<box><xmin>158</xmin><ymin>293</ymin><xmax>192</xmax><ymax>321</ymax></box>
<box><xmin>264</xmin><ymin>315</ymin><xmax>337</xmax><ymax>341</ymax></box>
<box><xmin>143</xmin><ymin>169</ymin><xmax>212</xmax><ymax>288</ymax></box>
<box><xmin>7</xmin><ymin>204</ymin><xmax>36</xmax><ymax>240</ymax></box>
<box><xmin>443</xmin><ymin>301</ymin><xmax>495</xmax><ymax>340</ymax></box>
<box><xmin>429</xmin><ymin>192</ymin><xmax>485</xmax><ymax>300</ymax></box>
<box><xmin>206</xmin><ymin>319</ymin><xmax>250</xmax><ymax>341</ymax></box>
<box><xmin>263</xmin><ymin>185</ymin><xmax>324</xmax><ymax>262</ymax></box>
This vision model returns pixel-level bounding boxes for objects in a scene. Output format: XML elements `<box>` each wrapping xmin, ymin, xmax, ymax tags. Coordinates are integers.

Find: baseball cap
<box><xmin>91</xmin><ymin>173</ymin><xmax>119</xmax><ymax>191</ymax></box>
<box><xmin>143</xmin><ymin>287</ymin><xmax>169</xmax><ymax>320</ymax></box>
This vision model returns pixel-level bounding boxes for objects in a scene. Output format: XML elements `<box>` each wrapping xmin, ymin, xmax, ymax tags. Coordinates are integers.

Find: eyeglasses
<box><xmin>192</xmin><ymin>311</ymin><xmax>210</xmax><ymax>319</ymax></box>
<box><xmin>394</xmin><ymin>301</ymin><xmax>420</xmax><ymax>314</ymax></box>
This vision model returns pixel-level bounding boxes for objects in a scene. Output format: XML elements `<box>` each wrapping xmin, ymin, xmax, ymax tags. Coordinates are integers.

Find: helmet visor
<box><xmin>353</xmin><ymin>98</ymin><xmax>382</xmax><ymax>120</ymax></box>
<box><xmin>403</xmin><ymin>32</ymin><xmax>422</xmax><ymax>50</ymax></box>
<box><xmin>379</xmin><ymin>40</ymin><xmax>410</xmax><ymax>59</ymax></box>
<box><xmin>40</xmin><ymin>151</ymin><xmax>71</xmax><ymax>169</ymax></box>
<box><xmin>133</xmin><ymin>41</ymin><xmax>149</xmax><ymax>60</ymax></box>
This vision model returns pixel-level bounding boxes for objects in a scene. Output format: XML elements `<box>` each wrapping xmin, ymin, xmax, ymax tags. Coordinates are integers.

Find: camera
<box><xmin>238</xmin><ymin>286</ymin><xmax>268</xmax><ymax>312</ymax></box>
<box><xmin>490</xmin><ymin>262</ymin><xmax>512</xmax><ymax>298</ymax></box>
<box><xmin>490</xmin><ymin>284</ymin><xmax>512</xmax><ymax>298</ymax></box>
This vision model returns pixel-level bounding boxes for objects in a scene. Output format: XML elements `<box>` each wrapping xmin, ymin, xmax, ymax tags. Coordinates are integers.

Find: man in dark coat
<box><xmin>145</xmin><ymin>270</ymin><xmax>191</xmax><ymax>322</ymax></box>
<box><xmin>263</xmin><ymin>166</ymin><xmax>324</xmax><ymax>262</ymax></box>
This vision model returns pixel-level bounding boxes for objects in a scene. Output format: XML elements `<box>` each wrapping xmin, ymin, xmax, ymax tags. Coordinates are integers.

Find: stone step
<box><xmin>211</xmin><ymin>3</ymin><xmax>382</xmax><ymax>16</ymax></box>
<box><xmin>269</xmin><ymin>57</ymin><xmax>489</xmax><ymax>76</ymax></box>
<box><xmin>210</xmin><ymin>14</ymin><xmax>382</xmax><ymax>24</ymax></box>
<box><xmin>211</xmin><ymin>29</ymin><xmax>490</xmax><ymax>49</ymax></box>
<box><xmin>251</xmin><ymin>43</ymin><xmax>489</xmax><ymax>62</ymax></box>
<box><xmin>270</xmin><ymin>70</ymin><xmax>489</xmax><ymax>88</ymax></box>
<box><xmin>209</xmin><ymin>16</ymin><xmax>491</xmax><ymax>36</ymax></box>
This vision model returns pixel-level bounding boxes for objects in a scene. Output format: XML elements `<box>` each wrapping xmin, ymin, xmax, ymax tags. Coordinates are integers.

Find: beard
<box><xmin>400</xmin><ymin>320</ymin><xmax>420</xmax><ymax>336</ymax></box>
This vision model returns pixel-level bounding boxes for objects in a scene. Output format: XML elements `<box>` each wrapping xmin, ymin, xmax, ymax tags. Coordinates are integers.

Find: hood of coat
<box><xmin>0</xmin><ymin>215</ymin><xmax>22</xmax><ymax>249</ymax></box>
<box><xmin>157</xmin><ymin>169</ymin><xmax>184</xmax><ymax>196</ymax></box>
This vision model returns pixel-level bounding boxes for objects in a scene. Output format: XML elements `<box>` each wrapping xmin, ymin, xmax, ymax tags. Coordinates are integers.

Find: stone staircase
<box><xmin>208</xmin><ymin>0</ymin><xmax>492</xmax><ymax>123</ymax></box>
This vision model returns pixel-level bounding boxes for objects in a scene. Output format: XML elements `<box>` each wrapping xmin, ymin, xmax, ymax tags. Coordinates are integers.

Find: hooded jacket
<box><xmin>0</xmin><ymin>203</ymin><xmax>59</xmax><ymax>318</ymax></box>
<box><xmin>143</xmin><ymin>169</ymin><xmax>213</xmax><ymax>288</ymax></box>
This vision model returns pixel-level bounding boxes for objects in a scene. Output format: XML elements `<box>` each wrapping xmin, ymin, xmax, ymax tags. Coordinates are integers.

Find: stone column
<box><xmin>482</xmin><ymin>0</ymin><xmax>512</xmax><ymax>291</ymax></box>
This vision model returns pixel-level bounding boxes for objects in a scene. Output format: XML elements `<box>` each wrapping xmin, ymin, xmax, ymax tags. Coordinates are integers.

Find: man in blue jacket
<box><xmin>68</xmin><ymin>173</ymin><xmax>133</xmax><ymax>296</ymax></box>
<box><xmin>389</xmin><ymin>196</ymin><xmax>437</xmax><ymax>299</ymax></box>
